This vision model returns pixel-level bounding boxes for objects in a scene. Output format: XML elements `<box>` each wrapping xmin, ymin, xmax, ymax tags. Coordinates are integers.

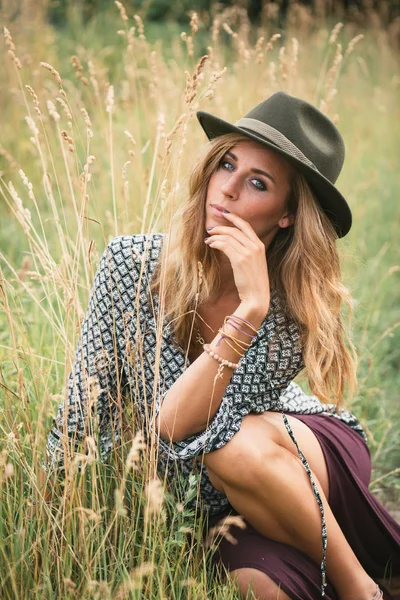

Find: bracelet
<box><xmin>217</xmin><ymin>335</ymin><xmax>246</xmax><ymax>357</ymax></box>
<box><xmin>219</xmin><ymin>323</ymin><xmax>252</xmax><ymax>348</ymax></box>
<box><xmin>215</xmin><ymin>318</ymin><xmax>257</xmax><ymax>355</ymax></box>
<box><xmin>225</xmin><ymin>314</ymin><xmax>258</xmax><ymax>334</ymax></box>
<box><xmin>203</xmin><ymin>344</ymin><xmax>240</xmax><ymax>370</ymax></box>
<box><xmin>204</xmin><ymin>314</ymin><xmax>257</xmax><ymax>363</ymax></box>
<box><xmin>216</xmin><ymin>324</ymin><xmax>249</xmax><ymax>356</ymax></box>
<box><xmin>223</xmin><ymin>319</ymin><xmax>254</xmax><ymax>339</ymax></box>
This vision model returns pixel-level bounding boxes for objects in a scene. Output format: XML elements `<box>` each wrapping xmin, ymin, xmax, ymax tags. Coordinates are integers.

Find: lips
<box><xmin>210</xmin><ymin>204</ymin><xmax>227</xmax><ymax>212</ymax></box>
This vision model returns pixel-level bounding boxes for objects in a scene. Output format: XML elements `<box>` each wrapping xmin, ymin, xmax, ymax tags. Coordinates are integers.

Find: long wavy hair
<box><xmin>149</xmin><ymin>133</ymin><xmax>357</xmax><ymax>405</ymax></box>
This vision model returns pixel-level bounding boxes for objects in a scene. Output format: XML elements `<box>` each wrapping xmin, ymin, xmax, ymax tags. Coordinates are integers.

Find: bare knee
<box><xmin>229</xmin><ymin>568</ymin><xmax>292</xmax><ymax>600</ymax></box>
<box><xmin>204</xmin><ymin>415</ymin><xmax>284</xmax><ymax>488</ymax></box>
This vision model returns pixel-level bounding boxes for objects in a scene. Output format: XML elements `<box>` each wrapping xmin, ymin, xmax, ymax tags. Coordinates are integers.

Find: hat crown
<box><xmin>243</xmin><ymin>92</ymin><xmax>345</xmax><ymax>184</ymax></box>
<box><xmin>196</xmin><ymin>90</ymin><xmax>352</xmax><ymax>237</ymax></box>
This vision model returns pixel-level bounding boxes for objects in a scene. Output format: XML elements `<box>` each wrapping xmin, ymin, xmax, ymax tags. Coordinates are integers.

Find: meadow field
<box><xmin>0</xmin><ymin>2</ymin><xmax>399</xmax><ymax>598</ymax></box>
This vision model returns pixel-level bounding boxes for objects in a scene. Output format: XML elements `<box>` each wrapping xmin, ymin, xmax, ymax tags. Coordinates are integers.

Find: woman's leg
<box><xmin>206</xmin><ymin>506</ymin><xmax>341</xmax><ymax>600</ymax></box>
<box><xmin>203</xmin><ymin>413</ymin><xmax>377</xmax><ymax>600</ymax></box>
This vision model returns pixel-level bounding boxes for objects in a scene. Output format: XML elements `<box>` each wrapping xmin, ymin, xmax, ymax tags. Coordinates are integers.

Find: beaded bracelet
<box><xmin>203</xmin><ymin>344</ymin><xmax>240</xmax><ymax>370</ymax></box>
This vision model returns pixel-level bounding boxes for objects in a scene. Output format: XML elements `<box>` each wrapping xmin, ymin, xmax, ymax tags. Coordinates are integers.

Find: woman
<box><xmin>45</xmin><ymin>92</ymin><xmax>400</xmax><ymax>599</ymax></box>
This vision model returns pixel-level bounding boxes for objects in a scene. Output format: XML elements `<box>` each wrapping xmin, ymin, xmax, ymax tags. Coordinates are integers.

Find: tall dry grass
<box><xmin>0</xmin><ymin>2</ymin><xmax>399</xmax><ymax>597</ymax></box>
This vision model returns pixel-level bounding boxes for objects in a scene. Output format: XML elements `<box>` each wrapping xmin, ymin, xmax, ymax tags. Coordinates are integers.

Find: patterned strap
<box><xmin>281</xmin><ymin>412</ymin><xmax>328</xmax><ymax>597</ymax></box>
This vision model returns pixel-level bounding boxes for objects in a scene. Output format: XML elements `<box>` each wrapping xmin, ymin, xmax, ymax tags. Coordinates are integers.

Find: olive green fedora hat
<box><xmin>197</xmin><ymin>91</ymin><xmax>352</xmax><ymax>238</ymax></box>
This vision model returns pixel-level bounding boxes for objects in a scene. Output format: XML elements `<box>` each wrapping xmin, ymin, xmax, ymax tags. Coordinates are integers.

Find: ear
<box><xmin>278</xmin><ymin>211</ymin><xmax>295</xmax><ymax>229</ymax></box>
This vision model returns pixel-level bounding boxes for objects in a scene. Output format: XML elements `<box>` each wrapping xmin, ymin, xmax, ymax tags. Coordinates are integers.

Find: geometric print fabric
<box><xmin>46</xmin><ymin>233</ymin><xmax>366</xmax><ymax>515</ymax></box>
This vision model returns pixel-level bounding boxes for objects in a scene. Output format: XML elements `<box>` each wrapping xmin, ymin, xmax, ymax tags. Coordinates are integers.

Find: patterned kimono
<box><xmin>45</xmin><ymin>233</ymin><xmax>366</xmax><ymax>516</ymax></box>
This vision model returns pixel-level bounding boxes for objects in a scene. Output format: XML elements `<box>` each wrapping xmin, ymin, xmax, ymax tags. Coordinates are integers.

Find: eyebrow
<box><xmin>226</xmin><ymin>150</ymin><xmax>276</xmax><ymax>184</ymax></box>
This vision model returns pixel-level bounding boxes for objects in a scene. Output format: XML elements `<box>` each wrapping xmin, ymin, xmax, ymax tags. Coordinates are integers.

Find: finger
<box><xmin>205</xmin><ymin>235</ymin><xmax>252</xmax><ymax>261</ymax></box>
<box><xmin>216</xmin><ymin>211</ymin><xmax>263</xmax><ymax>244</ymax></box>
<box><xmin>206</xmin><ymin>225</ymin><xmax>260</xmax><ymax>249</ymax></box>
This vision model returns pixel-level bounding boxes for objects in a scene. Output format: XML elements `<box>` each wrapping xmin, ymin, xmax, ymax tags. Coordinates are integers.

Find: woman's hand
<box><xmin>204</xmin><ymin>211</ymin><xmax>270</xmax><ymax>312</ymax></box>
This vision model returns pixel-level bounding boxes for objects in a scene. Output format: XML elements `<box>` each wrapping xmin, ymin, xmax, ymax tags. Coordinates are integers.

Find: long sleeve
<box><xmin>45</xmin><ymin>239</ymin><xmax>128</xmax><ymax>474</ymax></box>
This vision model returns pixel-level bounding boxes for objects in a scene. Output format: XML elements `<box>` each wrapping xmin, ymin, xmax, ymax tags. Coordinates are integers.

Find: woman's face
<box><xmin>205</xmin><ymin>140</ymin><xmax>294</xmax><ymax>249</ymax></box>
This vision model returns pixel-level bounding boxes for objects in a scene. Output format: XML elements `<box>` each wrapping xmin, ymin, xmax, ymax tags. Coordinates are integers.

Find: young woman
<box><xmin>45</xmin><ymin>92</ymin><xmax>400</xmax><ymax>599</ymax></box>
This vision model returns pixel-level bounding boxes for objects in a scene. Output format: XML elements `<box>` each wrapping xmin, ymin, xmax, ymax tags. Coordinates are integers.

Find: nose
<box><xmin>220</xmin><ymin>172</ymin><xmax>239</xmax><ymax>199</ymax></box>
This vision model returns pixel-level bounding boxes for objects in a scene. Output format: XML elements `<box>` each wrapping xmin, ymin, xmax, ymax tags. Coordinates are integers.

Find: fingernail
<box><xmin>223</xmin><ymin>209</ymin><xmax>230</xmax><ymax>213</ymax></box>
<box><xmin>206</xmin><ymin>226</ymin><xmax>215</xmax><ymax>230</ymax></box>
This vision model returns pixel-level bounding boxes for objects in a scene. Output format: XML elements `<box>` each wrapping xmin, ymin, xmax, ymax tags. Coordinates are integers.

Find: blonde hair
<box><xmin>149</xmin><ymin>133</ymin><xmax>357</xmax><ymax>405</ymax></box>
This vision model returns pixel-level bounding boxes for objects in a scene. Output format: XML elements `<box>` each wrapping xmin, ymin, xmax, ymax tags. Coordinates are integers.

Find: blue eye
<box><xmin>220</xmin><ymin>160</ymin><xmax>234</xmax><ymax>171</ymax></box>
<box><xmin>251</xmin><ymin>178</ymin><xmax>267</xmax><ymax>191</ymax></box>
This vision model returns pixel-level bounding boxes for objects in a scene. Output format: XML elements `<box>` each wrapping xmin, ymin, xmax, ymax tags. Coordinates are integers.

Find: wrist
<box><xmin>238</xmin><ymin>300</ymin><xmax>269</xmax><ymax>323</ymax></box>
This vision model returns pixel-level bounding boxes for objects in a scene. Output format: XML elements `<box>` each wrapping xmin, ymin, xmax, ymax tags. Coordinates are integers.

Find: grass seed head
<box><xmin>25</xmin><ymin>116</ymin><xmax>39</xmax><ymax>138</ymax></box>
<box><xmin>80</xmin><ymin>107</ymin><xmax>92</xmax><ymax>128</ymax></box>
<box><xmin>0</xmin><ymin>145</ymin><xmax>18</xmax><ymax>169</ymax></box>
<box><xmin>47</xmin><ymin>100</ymin><xmax>60</xmax><ymax>122</ymax></box>
<box><xmin>71</xmin><ymin>55</ymin><xmax>88</xmax><ymax>86</ymax></box>
<box><xmin>206</xmin><ymin>514</ymin><xmax>247</xmax><ymax>548</ymax></box>
<box><xmin>63</xmin><ymin>578</ymin><xmax>76</xmax><ymax>592</ymax></box>
<box><xmin>133</xmin><ymin>14</ymin><xmax>145</xmax><ymax>40</ymax></box>
<box><xmin>266</xmin><ymin>33</ymin><xmax>281</xmax><ymax>53</ymax></box>
<box><xmin>212</xmin><ymin>18</ymin><xmax>220</xmax><ymax>43</ymax></box>
<box><xmin>114</xmin><ymin>488</ymin><xmax>128</xmax><ymax>517</ymax></box>
<box><xmin>222</xmin><ymin>23</ymin><xmax>237</xmax><ymax>39</ymax></box>
<box><xmin>25</xmin><ymin>85</ymin><xmax>41</xmax><ymax>116</ymax></box>
<box><xmin>19</xmin><ymin>169</ymin><xmax>35</xmax><ymax>200</ymax></box>
<box><xmin>115</xmin><ymin>0</ymin><xmax>128</xmax><ymax>22</ymax></box>
<box><xmin>255</xmin><ymin>36</ymin><xmax>265</xmax><ymax>53</ymax></box>
<box><xmin>4</xmin><ymin>463</ymin><xmax>14</xmax><ymax>479</ymax></box>
<box><xmin>106</xmin><ymin>85</ymin><xmax>114</xmax><ymax>113</ymax></box>
<box><xmin>4</xmin><ymin>27</ymin><xmax>15</xmax><ymax>51</ymax></box>
<box><xmin>329</xmin><ymin>22</ymin><xmax>344</xmax><ymax>45</ymax></box>
<box><xmin>60</xmin><ymin>130</ymin><xmax>75</xmax><ymax>152</ymax></box>
<box><xmin>40</xmin><ymin>62</ymin><xmax>62</xmax><ymax>85</ymax></box>
<box><xmin>56</xmin><ymin>97</ymin><xmax>72</xmax><ymax>125</ymax></box>
<box><xmin>345</xmin><ymin>34</ymin><xmax>364</xmax><ymax>57</ymax></box>
<box><xmin>145</xmin><ymin>477</ymin><xmax>164</xmax><ymax>515</ymax></box>
<box><xmin>291</xmin><ymin>37</ymin><xmax>299</xmax><ymax>71</ymax></box>
<box><xmin>279</xmin><ymin>46</ymin><xmax>287</xmax><ymax>82</ymax></box>
<box><xmin>125</xmin><ymin>431</ymin><xmax>145</xmax><ymax>473</ymax></box>
<box><xmin>4</xmin><ymin>27</ymin><xmax>22</xmax><ymax>69</ymax></box>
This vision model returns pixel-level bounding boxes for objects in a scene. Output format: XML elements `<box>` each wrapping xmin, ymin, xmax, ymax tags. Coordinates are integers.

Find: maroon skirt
<box><xmin>204</xmin><ymin>414</ymin><xmax>400</xmax><ymax>600</ymax></box>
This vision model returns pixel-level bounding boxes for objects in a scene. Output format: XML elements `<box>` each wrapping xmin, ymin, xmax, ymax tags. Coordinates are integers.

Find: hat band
<box><xmin>235</xmin><ymin>117</ymin><xmax>317</xmax><ymax>172</ymax></box>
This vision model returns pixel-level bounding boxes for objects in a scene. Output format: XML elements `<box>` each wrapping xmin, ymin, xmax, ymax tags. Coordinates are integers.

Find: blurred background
<box><xmin>0</xmin><ymin>1</ymin><xmax>399</xmax><ymax>597</ymax></box>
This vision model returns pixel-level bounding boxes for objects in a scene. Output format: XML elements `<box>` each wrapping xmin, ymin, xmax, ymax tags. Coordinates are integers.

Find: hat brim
<box><xmin>197</xmin><ymin>111</ymin><xmax>352</xmax><ymax>238</ymax></box>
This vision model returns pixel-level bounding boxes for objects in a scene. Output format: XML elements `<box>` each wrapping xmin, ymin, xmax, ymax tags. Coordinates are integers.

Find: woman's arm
<box><xmin>154</xmin><ymin>211</ymin><xmax>303</xmax><ymax>456</ymax></box>
<box><xmin>156</xmin><ymin>300</ymin><xmax>268</xmax><ymax>442</ymax></box>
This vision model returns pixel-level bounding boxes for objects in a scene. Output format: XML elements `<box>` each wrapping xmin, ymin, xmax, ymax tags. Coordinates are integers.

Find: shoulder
<box><xmin>90</xmin><ymin>234</ymin><xmax>166</xmax><ymax>308</ymax></box>
<box><xmin>106</xmin><ymin>232</ymin><xmax>166</xmax><ymax>259</ymax></box>
<box><xmin>95</xmin><ymin>233</ymin><xmax>166</xmax><ymax>299</ymax></box>
<box><xmin>101</xmin><ymin>233</ymin><xmax>166</xmax><ymax>273</ymax></box>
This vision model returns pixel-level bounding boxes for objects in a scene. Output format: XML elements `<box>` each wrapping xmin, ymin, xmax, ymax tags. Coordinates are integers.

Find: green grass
<box><xmin>0</xmin><ymin>3</ymin><xmax>399</xmax><ymax>598</ymax></box>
